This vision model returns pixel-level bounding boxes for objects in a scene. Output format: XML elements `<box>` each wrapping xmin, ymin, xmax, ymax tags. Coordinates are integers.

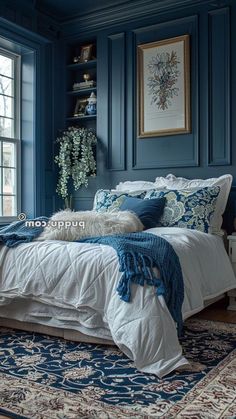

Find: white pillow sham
<box><xmin>114</xmin><ymin>180</ymin><xmax>157</xmax><ymax>192</ymax></box>
<box><xmin>154</xmin><ymin>174</ymin><xmax>232</xmax><ymax>234</ymax></box>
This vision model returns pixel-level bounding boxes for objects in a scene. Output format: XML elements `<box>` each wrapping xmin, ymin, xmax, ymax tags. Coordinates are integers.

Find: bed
<box><xmin>0</xmin><ymin>174</ymin><xmax>236</xmax><ymax>378</ymax></box>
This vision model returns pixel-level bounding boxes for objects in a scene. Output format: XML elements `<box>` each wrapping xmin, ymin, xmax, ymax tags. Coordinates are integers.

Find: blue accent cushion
<box><xmin>119</xmin><ymin>196</ymin><xmax>166</xmax><ymax>229</ymax></box>
<box><xmin>144</xmin><ymin>186</ymin><xmax>220</xmax><ymax>233</ymax></box>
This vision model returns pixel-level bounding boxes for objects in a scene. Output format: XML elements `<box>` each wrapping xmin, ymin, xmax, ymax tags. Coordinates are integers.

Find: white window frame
<box><xmin>0</xmin><ymin>47</ymin><xmax>21</xmax><ymax>223</ymax></box>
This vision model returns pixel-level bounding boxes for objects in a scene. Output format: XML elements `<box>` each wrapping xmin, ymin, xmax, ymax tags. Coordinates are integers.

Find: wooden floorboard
<box><xmin>193</xmin><ymin>297</ymin><xmax>236</xmax><ymax>323</ymax></box>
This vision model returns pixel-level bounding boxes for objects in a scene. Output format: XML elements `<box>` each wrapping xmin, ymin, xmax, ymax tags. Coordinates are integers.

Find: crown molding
<box><xmin>61</xmin><ymin>0</ymin><xmax>228</xmax><ymax>38</ymax></box>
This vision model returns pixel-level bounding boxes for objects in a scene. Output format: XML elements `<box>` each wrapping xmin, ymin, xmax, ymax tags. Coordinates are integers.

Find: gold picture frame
<box><xmin>79</xmin><ymin>44</ymin><xmax>93</xmax><ymax>63</ymax></box>
<box><xmin>74</xmin><ymin>98</ymin><xmax>88</xmax><ymax>117</ymax></box>
<box><xmin>137</xmin><ymin>34</ymin><xmax>191</xmax><ymax>138</ymax></box>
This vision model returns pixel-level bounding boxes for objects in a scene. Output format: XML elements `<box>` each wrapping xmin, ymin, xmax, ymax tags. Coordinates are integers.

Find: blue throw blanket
<box><xmin>78</xmin><ymin>232</ymin><xmax>184</xmax><ymax>335</ymax></box>
<box><xmin>0</xmin><ymin>217</ymin><xmax>49</xmax><ymax>247</ymax></box>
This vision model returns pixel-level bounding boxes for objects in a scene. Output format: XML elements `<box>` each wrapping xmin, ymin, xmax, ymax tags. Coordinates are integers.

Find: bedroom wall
<box><xmin>1</xmin><ymin>0</ymin><xmax>236</xmax><ymax>222</ymax></box>
<box><xmin>0</xmin><ymin>0</ymin><xmax>60</xmax><ymax>217</ymax></box>
<box><xmin>56</xmin><ymin>0</ymin><xmax>236</xmax><ymax>214</ymax></box>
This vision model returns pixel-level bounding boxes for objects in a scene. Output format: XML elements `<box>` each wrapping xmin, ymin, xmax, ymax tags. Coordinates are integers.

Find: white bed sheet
<box><xmin>0</xmin><ymin>227</ymin><xmax>235</xmax><ymax>378</ymax></box>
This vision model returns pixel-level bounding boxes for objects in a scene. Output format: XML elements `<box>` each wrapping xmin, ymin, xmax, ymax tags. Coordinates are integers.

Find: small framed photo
<box><xmin>74</xmin><ymin>98</ymin><xmax>88</xmax><ymax>116</ymax></box>
<box><xmin>79</xmin><ymin>44</ymin><xmax>93</xmax><ymax>63</ymax></box>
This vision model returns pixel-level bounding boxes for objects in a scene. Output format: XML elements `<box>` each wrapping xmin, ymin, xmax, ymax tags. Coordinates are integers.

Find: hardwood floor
<box><xmin>193</xmin><ymin>296</ymin><xmax>236</xmax><ymax>323</ymax></box>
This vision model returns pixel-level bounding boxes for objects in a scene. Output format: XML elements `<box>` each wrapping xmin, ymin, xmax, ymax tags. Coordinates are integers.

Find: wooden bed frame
<box><xmin>0</xmin><ymin>317</ymin><xmax>114</xmax><ymax>345</ymax></box>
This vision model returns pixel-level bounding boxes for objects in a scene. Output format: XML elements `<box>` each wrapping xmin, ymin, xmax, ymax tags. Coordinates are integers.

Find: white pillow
<box><xmin>114</xmin><ymin>180</ymin><xmax>157</xmax><ymax>192</ymax></box>
<box><xmin>154</xmin><ymin>174</ymin><xmax>233</xmax><ymax>234</ymax></box>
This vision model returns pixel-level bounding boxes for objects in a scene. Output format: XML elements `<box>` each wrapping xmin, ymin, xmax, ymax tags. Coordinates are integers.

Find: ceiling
<box><xmin>35</xmin><ymin>0</ymin><xmax>132</xmax><ymax>22</ymax></box>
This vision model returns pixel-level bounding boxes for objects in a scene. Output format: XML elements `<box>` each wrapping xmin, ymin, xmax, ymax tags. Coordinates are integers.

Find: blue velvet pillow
<box><xmin>120</xmin><ymin>196</ymin><xmax>166</xmax><ymax>229</ymax></box>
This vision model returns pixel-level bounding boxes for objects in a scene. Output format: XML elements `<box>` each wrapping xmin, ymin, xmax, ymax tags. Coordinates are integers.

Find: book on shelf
<box><xmin>73</xmin><ymin>80</ymin><xmax>96</xmax><ymax>90</ymax></box>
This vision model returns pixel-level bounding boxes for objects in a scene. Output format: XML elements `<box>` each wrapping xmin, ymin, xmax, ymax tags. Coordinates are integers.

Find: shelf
<box><xmin>67</xmin><ymin>87</ymin><xmax>97</xmax><ymax>96</ymax></box>
<box><xmin>66</xmin><ymin>115</ymin><xmax>96</xmax><ymax>121</ymax></box>
<box><xmin>67</xmin><ymin>59</ymin><xmax>97</xmax><ymax>70</ymax></box>
<box><xmin>66</xmin><ymin>40</ymin><xmax>97</xmax><ymax>128</ymax></box>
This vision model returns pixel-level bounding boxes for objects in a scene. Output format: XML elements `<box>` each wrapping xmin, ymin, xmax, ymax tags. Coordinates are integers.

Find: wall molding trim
<box><xmin>107</xmin><ymin>32</ymin><xmax>126</xmax><ymax>171</ymax></box>
<box><xmin>207</xmin><ymin>7</ymin><xmax>231</xmax><ymax>166</ymax></box>
<box><xmin>61</xmin><ymin>0</ymin><xmax>229</xmax><ymax>37</ymax></box>
<box><xmin>131</xmin><ymin>14</ymin><xmax>199</xmax><ymax>170</ymax></box>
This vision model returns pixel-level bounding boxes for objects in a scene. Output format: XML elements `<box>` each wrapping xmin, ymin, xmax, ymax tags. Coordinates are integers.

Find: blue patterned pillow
<box><xmin>144</xmin><ymin>186</ymin><xmax>220</xmax><ymax>233</ymax></box>
<box><xmin>93</xmin><ymin>189</ymin><xmax>146</xmax><ymax>212</ymax></box>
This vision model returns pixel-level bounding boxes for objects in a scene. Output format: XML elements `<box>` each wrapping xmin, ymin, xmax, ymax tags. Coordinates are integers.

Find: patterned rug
<box><xmin>0</xmin><ymin>319</ymin><xmax>235</xmax><ymax>418</ymax></box>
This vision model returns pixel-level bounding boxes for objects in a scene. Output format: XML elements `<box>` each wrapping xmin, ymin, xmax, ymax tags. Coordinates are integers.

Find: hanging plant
<box><xmin>54</xmin><ymin>126</ymin><xmax>97</xmax><ymax>207</ymax></box>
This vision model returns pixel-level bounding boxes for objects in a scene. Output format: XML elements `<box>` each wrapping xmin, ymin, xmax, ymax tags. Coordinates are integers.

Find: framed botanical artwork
<box><xmin>79</xmin><ymin>44</ymin><xmax>93</xmax><ymax>63</ymax></box>
<box><xmin>137</xmin><ymin>35</ymin><xmax>190</xmax><ymax>137</ymax></box>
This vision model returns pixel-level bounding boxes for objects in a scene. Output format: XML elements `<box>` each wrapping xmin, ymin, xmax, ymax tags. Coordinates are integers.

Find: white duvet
<box><xmin>0</xmin><ymin>227</ymin><xmax>235</xmax><ymax>378</ymax></box>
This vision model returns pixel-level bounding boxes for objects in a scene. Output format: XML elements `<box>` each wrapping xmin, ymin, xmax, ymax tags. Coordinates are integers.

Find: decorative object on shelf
<box><xmin>72</xmin><ymin>73</ymin><xmax>96</xmax><ymax>91</ymax></box>
<box><xmin>54</xmin><ymin>126</ymin><xmax>97</xmax><ymax>208</ymax></box>
<box><xmin>80</xmin><ymin>44</ymin><xmax>94</xmax><ymax>63</ymax></box>
<box><xmin>74</xmin><ymin>98</ymin><xmax>88</xmax><ymax>116</ymax></box>
<box><xmin>137</xmin><ymin>34</ymin><xmax>190</xmax><ymax>137</ymax></box>
<box><xmin>73</xmin><ymin>81</ymin><xmax>96</xmax><ymax>91</ymax></box>
<box><xmin>85</xmin><ymin>92</ymin><xmax>97</xmax><ymax>115</ymax></box>
<box><xmin>83</xmin><ymin>73</ymin><xmax>90</xmax><ymax>82</ymax></box>
<box><xmin>73</xmin><ymin>56</ymin><xmax>80</xmax><ymax>63</ymax></box>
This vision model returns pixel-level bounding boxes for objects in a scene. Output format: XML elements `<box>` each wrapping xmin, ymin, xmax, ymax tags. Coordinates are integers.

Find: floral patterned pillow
<box><xmin>93</xmin><ymin>190</ymin><xmax>146</xmax><ymax>212</ymax></box>
<box><xmin>144</xmin><ymin>186</ymin><xmax>220</xmax><ymax>233</ymax></box>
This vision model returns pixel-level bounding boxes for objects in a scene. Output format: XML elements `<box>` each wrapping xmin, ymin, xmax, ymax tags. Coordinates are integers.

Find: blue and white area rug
<box><xmin>0</xmin><ymin>319</ymin><xmax>235</xmax><ymax>418</ymax></box>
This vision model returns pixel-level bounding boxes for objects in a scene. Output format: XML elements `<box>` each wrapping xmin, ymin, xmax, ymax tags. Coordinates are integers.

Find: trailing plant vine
<box><xmin>54</xmin><ymin>126</ymin><xmax>97</xmax><ymax>207</ymax></box>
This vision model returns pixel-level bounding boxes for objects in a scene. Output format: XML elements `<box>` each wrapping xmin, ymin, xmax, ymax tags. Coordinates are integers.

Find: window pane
<box><xmin>0</xmin><ymin>95</ymin><xmax>13</xmax><ymax>118</ymax></box>
<box><xmin>0</xmin><ymin>76</ymin><xmax>13</xmax><ymax>96</ymax></box>
<box><xmin>0</xmin><ymin>51</ymin><xmax>19</xmax><ymax>219</ymax></box>
<box><xmin>3</xmin><ymin>167</ymin><xmax>16</xmax><ymax>194</ymax></box>
<box><xmin>0</xmin><ymin>55</ymin><xmax>13</xmax><ymax>78</ymax></box>
<box><xmin>3</xmin><ymin>142</ymin><xmax>15</xmax><ymax>167</ymax></box>
<box><xmin>3</xmin><ymin>195</ymin><xmax>16</xmax><ymax>216</ymax></box>
<box><xmin>0</xmin><ymin>117</ymin><xmax>14</xmax><ymax>138</ymax></box>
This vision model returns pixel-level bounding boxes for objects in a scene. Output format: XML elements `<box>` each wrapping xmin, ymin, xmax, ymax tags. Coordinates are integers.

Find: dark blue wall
<box><xmin>58</xmin><ymin>0</ymin><xmax>236</xmax><ymax>212</ymax></box>
<box><xmin>1</xmin><ymin>0</ymin><xmax>235</xmax><ymax>218</ymax></box>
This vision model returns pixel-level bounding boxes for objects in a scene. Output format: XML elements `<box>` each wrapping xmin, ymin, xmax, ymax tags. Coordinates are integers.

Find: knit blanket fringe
<box><xmin>78</xmin><ymin>232</ymin><xmax>184</xmax><ymax>335</ymax></box>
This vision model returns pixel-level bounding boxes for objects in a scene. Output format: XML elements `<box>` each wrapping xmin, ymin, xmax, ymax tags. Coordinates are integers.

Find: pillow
<box><xmin>114</xmin><ymin>180</ymin><xmax>157</xmax><ymax>192</ymax></box>
<box><xmin>154</xmin><ymin>174</ymin><xmax>233</xmax><ymax>234</ymax></box>
<box><xmin>119</xmin><ymin>196</ymin><xmax>166</xmax><ymax>229</ymax></box>
<box><xmin>144</xmin><ymin>186</ymin><xmax>220</xmax><ymax>233</ymax></box>
<box><xmin>38</xmin><ymin>209</ymin><xmax>144</xmax><ymax>241</ymax></box>
<box><xmin>93</xmin><ymin>189</ymin><xmax>146</xmax><ymax>212</ymax></box>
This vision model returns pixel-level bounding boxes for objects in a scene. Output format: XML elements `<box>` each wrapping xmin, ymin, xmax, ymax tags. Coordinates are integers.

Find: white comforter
<box><xmin>0</xmin><ymin>227</ymin><xmax>235</xmax><ymax>378</ymax></box>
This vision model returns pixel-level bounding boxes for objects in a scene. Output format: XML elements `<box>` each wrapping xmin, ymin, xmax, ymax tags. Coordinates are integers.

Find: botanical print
<box><xmin>138</xmin><ymin>35</ymin><xmax>190</xmax><ymax>137</ymax></box>
<box><xmin>0</xmin><ymin>319</ymin><xmax>235</xmax><ymax>418</ymax></box>
<box><xmin>147</xmin><ymin>50</ymin><xmax>180</xmax><ymax>110</ymax></box>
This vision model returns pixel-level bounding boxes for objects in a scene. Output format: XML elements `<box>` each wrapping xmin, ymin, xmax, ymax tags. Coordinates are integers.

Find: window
<box><xmin>0</xmin><ymin>49</ymin><xmax>20</xmax><ymax>220</ymax></box>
